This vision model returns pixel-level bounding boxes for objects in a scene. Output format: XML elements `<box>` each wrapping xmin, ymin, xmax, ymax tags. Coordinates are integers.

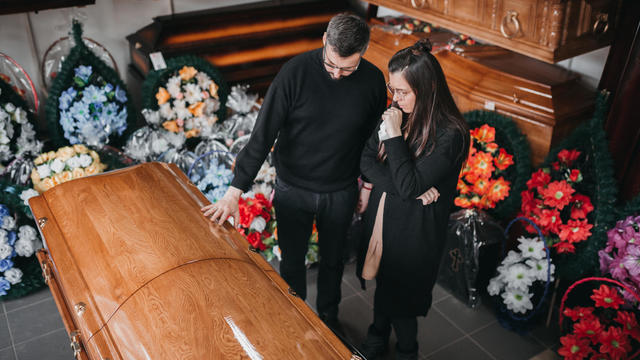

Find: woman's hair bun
<box><xmin>412</xmin><ymin>38</ymin><xmax>432</xmax><ymax>54</ymax></box>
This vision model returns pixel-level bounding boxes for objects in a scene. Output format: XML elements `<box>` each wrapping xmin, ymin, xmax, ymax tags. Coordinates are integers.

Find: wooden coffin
<box><xmin>126</xmin><ymin>0</ymin><xmax>347</xmax><ymax>96</ymax></box>
<box><xmin>365</xmin><ymin>22</ymin><xmax>595</xmax><ymax>165</ymax></box>
<box><xmin>29</xmin><ymin>162</ymin><xmax>357</xmax><ymax>359</ymax></box>
<box><xmin>363</xmin><ymin>0</ymin><xmax>621</xmax><ymax>64</ymax></box>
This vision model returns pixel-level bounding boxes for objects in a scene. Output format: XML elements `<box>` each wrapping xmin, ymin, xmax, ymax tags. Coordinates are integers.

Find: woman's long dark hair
<box><xmin>378</xmin><ymin>39</ymin><xmax>469</xmax><ymax>164</ymax></box>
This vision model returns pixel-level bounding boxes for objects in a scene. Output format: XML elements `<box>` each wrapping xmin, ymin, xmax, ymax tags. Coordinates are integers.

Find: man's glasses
<box><xmin>322</xmin><ymin>47</ymin><xmax>360</xmax><ymax>73</ymax></box>
<box><xmin>386</xmin><ymin>83</ymin><xmax>412</xmax><ymax>98</ymax></box>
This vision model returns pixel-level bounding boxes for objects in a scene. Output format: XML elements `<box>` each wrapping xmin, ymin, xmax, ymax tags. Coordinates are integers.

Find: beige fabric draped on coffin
<box><xmin>362</xmin><ymin>192</ymin><xmax>386</xmax><ymax>280</ymax></box>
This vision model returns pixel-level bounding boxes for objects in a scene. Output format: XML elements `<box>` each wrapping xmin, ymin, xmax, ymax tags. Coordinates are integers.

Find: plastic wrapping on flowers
<box><xmin>0</xmin><ymin>181</ymin><xmax>45</xmax><ymax>300</ymax></box>
<box><xmin>522</xmin><ymin>93</ymin><xmax>617</xmax><ymax>281</ymax></box>
<box><xmin>557</xmin><ymin>278</ymin><xmax>640</xmax><ymax>360</ymax></box>
<box><xmin>0</xmin><ymin>78</ymin><xmax>43</xmax><ymax>186</ymax></box>
<box><xmin>30</xmin><ymin>144</ymin><xmax>107</xmax><ymax>193</ymax></box>
<box><xmin>437</xmin><ymin>209</ymin><xmax>503</xmax><ymax>308</ymax></box>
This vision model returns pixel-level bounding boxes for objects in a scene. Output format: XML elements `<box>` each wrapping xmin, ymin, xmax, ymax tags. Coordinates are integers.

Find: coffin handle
<box><xmin>41</xmin><ymin>262</ymin><xmax>51</xmax><ymax>284</ymax></box>
<box><xmin>70</xmin><ymin>331</ymin><xmax>83</xmax><ymax>359</ymax></box>
<box><xmin>38</xmin><ymin>217</ymin><xmax>48</xmax><ymax>229</ymax></box>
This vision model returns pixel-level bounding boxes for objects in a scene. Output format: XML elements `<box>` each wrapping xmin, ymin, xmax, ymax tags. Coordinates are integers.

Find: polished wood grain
<box><xmin>365</xmin><ymin>23</ymin><xmax>595</xmax><ymax>164</ymax></box>
<box><xmin>363</xmin><ymin>0</ymin><xmax>621</xmax><ymax>63</ymax></box>
<box><xmin>30</xmin><ymin>162</ymin><xmax>353</xmax><ymax>359</ymax></box>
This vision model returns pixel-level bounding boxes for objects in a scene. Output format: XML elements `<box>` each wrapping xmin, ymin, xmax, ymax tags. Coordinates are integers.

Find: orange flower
<box><xmin>455</xmin><ymin>196</ymin><xmax>472</xmax><ymax>208</ymax></box>
<box><xmin>486</xmin><ymin>177</ymin><xmax>510</xmax><ymax>203</ymax></box>
<box><xmin>72</xmin><ymin>167</ymin><xmax>85</xmax><ymax>179</ymax></box>
<box><xmin>162</xmin><ymin>120</ymin><xmax>181</xmax><ymax>133</ymax></box>
<box><xmin>484</xmin><ymin>142</ymin><xmax>499</xmax><ymax>154</ymax></box>
<box><xmin>188</xmin><ymin>102</ymin><xmax>205</xmax><ymax>117</ymax></box>
<box><xmin>494</xmin><ymin>148</ymin><xmax>514</xmax><ymax>171</ymax></box>
<box><xmin>179</xmin><ymin>66</ymin><xmax>197</xmax><ymax>81</ymax></box>
<box><xmin>155</xmin><ymin>87</ymin><xmax>170</xmax><ymax>105</ymax></box>
<box><xmin>209</xmin><ymin>82</ymin><xmax>219</xmax><ymax>99</ymax></box>
<box><xmin>541</xmin><ymin>180</ymin><xmax>575</xmax><ymax>210</ymax></box>
<box><xmin>472</xmin><ymin>178</ymin><xmax>491</xmax><ymax>196</ymax></box>
<box><xmin>457</xmin><ymin>178</ymin><xmax>471</xmax><ymax>195</ymax></box>
<box><xmin>470</xmin><ymin>124</ymin><xmax>495</xmax><ymax>143</ymax></box>
<box><xmin>468</xmin><ymin>151</ymin><xmax>495</xmax><ymax>179</ymax></box>
<box><xmin>185</xmin><ymin>129</ymin><xmax>200</xmax><ymax>138</ymax></box>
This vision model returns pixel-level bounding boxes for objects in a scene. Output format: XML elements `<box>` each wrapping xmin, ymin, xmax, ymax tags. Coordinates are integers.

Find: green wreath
<box><xmin>140</xmin><ymin>54</ymin><xmax>228</xmax><ymax>125</ymax></box>
<box><xmin>461</xmin><ymin>110</ymin><xmax>532</xmax><ymax>221</ymax></box>
<box><xmin>0</xmin><ymin>181</ymin><xmax>45</xmax><ymax>300</ymax></box>
<box><xmin>0</xmin><ymin>77</ymin><xmax>43</xmax><ymax>164</ymax></box>
<box><xmin>543</xmin><ymin>92</ymin><xmax>618</xmax><ymax>281</ymax></box>
<box><xmin>45</xmin><ymin>20</ymin><xmax>136</xmax><ymax>149</ymax></box>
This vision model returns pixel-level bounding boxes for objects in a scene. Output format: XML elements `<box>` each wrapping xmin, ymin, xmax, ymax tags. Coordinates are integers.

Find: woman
<box><xmin>357</xmin><ymin>38</ymin><xmax>469</xmax><ymax>360</ymax></box>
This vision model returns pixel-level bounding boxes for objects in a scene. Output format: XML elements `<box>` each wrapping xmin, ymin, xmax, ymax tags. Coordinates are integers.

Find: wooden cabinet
<box><xmin>365</xmin><ymin>23</ymin><xmax>595</xmax><ymax>164</ymax></box>
<box><xmin>30</xmin><ymin>162</ymin><xmax>358</xmax><ymax>360</ymax></box>
<box><xmin>364</xmin><ymin>0</ymin><xmax>622</xmax><ymax>63</ymax></box>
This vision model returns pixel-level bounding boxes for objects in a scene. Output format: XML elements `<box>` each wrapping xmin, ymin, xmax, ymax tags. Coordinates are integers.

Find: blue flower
<box><xmin>0</xmin><ymin>277</ymin><xmax>10</xmax><ymax>296</ymax></box>
<box><xmin>60</xmin><ymin>110</ymin><xmax>75</xmax><ymax>133</ymax></box>
<box><xmin>103</xmin><ymin>83</ymin><xmax>114</xmax><ymax>93</ymax></box>
<box><xmin>69</xmin><ymin>101</ymin><xmax>91</xmax><ymax>122</ymax></box>
<box><xmin>115</xmin><ymin>85</ymin><xmax>127</xmax><ymax>103</ymax></box>
<box><xmin>114</xmin><ymin>107</ymin><xmax>128</xmax><ymax>135</ymax></box>
<box><xmin>82</xmin><ymin>85</ymin><xmax>107</xmax><ymax>104</ymax></box>
<box><xmin>0</xmin><ymin>259</ymin><xmax>14</xmax><ymax>272</ymax></box>
<box><xmin>0</xmin><ymin>205</ymin><xmax>9</xmax><ymax>218</ymax></box>
<box><xmin>7</xmin><ymin>231</ymin><xmax>15</xmax><ymax>246</ymax></box>
<box><xmin>59</xmin><ymin>87</ymin><xmax>77</xmax><ymax>110</ymax></box>
<box><xmin>75</xmin><ymin>65</ymin><xmax>92</xmax><ymax>83</ymax></box>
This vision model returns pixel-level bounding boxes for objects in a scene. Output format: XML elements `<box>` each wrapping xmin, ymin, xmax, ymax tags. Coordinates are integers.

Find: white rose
<box><xmin>0</xmin><ymin>243</ymin><xmax>12</xmax><ymax>259</ymax></box>
<box><xmin>249</xmin><ymin>216</ymin><xmax>267</xmax><ymax>233</ymax></box>
<box><xmin>36</xmin><ymin>164</ymin><xmax>51</xmax><ymax>178</ymax></box>
<box><xmin>141</xmin><ymin>109</ymin><xmax>161</xmax><ymax>126</ymax></box>
<box><xmin>173</xmin><ymin>99</ymin><xmax>191</xmax><ymax>120</ymax></box>
<box><xmin>4</xmin><ymin>268</ymin><xmax>22</xmax><ymax>285</ymax></box>
<box><xmin>65</xmin><ymin>155</ymin><xmax>81</xmax><ymax>169</ymax></box>
<box><xmin>79</xmin><ymin>154</ymin><xmax>93</xmax><ymax>167</ymax></box>
<box><xmin>14</xmin><ymin>239</ymin><xmax>35</xmax><ymax>257</ymax></box>
<box><xmin>13</xmin><ymin>107</ymin><xmax>27</xmax><ymax>124</ymax></box>
<box><xmin>19</xmin><ymin>189</ymin><xmax>39</xmax><ymax>207</ymax></box>
<box><xmin>0</xmin><ymin>229</ymin><xmax>7</xmax><ymax>245</ymax></box>
<box><xmin>159</xmin><ymin>102</ymin><xmax>174</xmax><ymax>120</ymax></box>
<box><xmin>49</xmin><ymin>158</ymin><xmax>65</xmax><ymax>174</ymax></box>
<box><xmin>18</xmin><ymin>225</ymin><xmax>37</xmax><ymax>242</ymax></box>
<box><xmin>0</xmin><ymin>108</ymin><xmax>8</xmax><ymax>122</ymax></box>
<box><xmin>4</xmin><ymin>103</ymin><xmax>15</xmax><ymax>113</ymax></box>
<box><xmin>166</xmin><ymin>76</ymin><xmax>182</xmax><ymax>98</ymax></box>
<box><xmin>1</xmin><ymin>216</ymin><xmax>15</xmax><ymax>230</ymax></box>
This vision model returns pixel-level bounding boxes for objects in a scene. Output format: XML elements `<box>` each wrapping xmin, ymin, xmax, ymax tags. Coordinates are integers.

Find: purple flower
<box><xmin>623</xmin><ymin>244</ymin><xmax>640</xmax><ymax>277</ymax></box>
<box><xmin>599</xmin><ymin>249</ymin><xmax>613</xmax><ymax>274</ymax></box>
<box><xmin>610</xmin><ymin>256</ymin><xmax>630</xmax><ymax>280</ymax></box>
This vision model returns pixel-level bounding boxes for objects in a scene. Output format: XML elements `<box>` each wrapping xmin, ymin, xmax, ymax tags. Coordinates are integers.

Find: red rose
<box><xmin>570</xmin><ymin>194</ymin><xmax>594</xmax><ymax>219</ymax></box>
<box><xmin>568</xmin><ymin>169</ymin><xmax>582</xmax><ymax>183</ymax></box>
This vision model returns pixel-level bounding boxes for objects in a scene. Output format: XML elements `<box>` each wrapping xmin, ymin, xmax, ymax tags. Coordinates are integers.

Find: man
<box><xmin>202</xmin><ymin>13</ymin><xmax>387</xmax><ymax>328</ymax></box>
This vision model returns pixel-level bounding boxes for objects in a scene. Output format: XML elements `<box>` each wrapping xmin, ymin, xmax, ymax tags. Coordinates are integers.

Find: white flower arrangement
<box><xmin>0</xmin><ymin>204</ymin><xmax>41</xmax><ymax>295</ymax></box>
<box><xmin>30</xmin><ymin>144</ymin><xmax>107</xmax><ymax>193</ymax></box>
<box><xmin>488</xmin><ymin>236</ymin><xmax>555</xmax><ymax>314</ymax></box>
<box><xmin>0</xmin><ymin>99</ymin><xmax>43</xmax><ymax>165</ymax></box>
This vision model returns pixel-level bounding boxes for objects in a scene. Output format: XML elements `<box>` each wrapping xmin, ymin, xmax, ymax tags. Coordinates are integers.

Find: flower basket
<box><xmin>45</xmin><ymin>20</ymin><xmax>136</xmax><ymax>148</ymax></box>
<box><xmin>489</xmin><ymin>217</ymin><xmax>554</xmax><ymax>334</ymax></box>
<box><xmin>458</xmin><ymin>110</ymin><xmax>531</xmax><ymax>221</ymax></box>
<box><xmin>558</xmin><ymin>277</ymin><xmax>640</xmax><ymax>359</ymax></box>
<box><xmin>30</xmin><ymin>144</ymin><xmax>107</xmax><ymax>193</ymax></box>
<box><xmin>0</xmin><ymin>77</ymin><xmax>43</xmax><ymax>186</ymax></box>
<box><xmin>140</xmin><ymin>55</ymin><xmax>229</xmax><ymax>142</ymax></box>
<box><xmin>0</xmin><ymin>181</ymin><xmax>45</xmax><ymax>300</ymax></box>
<box><xmin>526</xmin><ymin>92</ymin><xmax>618</xmax><ymax>281</ymax></box>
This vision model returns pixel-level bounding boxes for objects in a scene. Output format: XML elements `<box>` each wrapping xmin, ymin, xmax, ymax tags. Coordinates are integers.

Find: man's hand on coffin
<box><xmin>201</xmin><ymin>186</ymin><xmax>242</xmax><ymax>226</ymax></box>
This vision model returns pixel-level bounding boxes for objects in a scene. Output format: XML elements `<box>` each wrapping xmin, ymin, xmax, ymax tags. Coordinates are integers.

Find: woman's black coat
<box><xmin>359</xmin><ymin>123</ymin><xmax>466</xmax><ymax>317</ymax></box>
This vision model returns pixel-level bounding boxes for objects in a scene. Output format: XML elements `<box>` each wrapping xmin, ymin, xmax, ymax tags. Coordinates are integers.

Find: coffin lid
<box><xmin>30</xmin><ymin>162</ymin><xmax>352</xmax><ymax>358</ymax></box>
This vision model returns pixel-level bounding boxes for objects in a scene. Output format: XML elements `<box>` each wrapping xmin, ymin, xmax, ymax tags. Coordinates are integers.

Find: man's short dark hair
<box><xmin>326</xmin><ymin>13</ymin><xmax>370</xmax><ymax>57</ymax></box>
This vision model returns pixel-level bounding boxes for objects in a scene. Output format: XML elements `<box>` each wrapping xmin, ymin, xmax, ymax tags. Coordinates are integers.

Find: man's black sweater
<box><xmin>231</xmin><ymin>48</ymin><xmax>387</xmax><ymax>193</ymax></box>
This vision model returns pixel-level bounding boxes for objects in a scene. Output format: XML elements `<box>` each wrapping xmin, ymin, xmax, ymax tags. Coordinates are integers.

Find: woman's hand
<box><xmin>357</xmin><ymin>183</ymin><xmax>372</xmax><ymax>214</ymax></box>
<box><xmin>381</xmin><ymin>107</ymin><xmax>403</xmax><ymax>138</ymax></box>
<box><xmin>416</xmin><ymin>187</ymin><xmax>439</xmax><ymax>205</ymax></box>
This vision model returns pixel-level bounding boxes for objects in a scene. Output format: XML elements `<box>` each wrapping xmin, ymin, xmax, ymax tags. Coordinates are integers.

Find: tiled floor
<box><xmin>0</xmin><ymin>260</ymin><xmax>561</xmax><ymax>360</ymax></box>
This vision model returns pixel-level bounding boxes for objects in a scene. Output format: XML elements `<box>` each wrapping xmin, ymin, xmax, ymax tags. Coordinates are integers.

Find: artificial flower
<box><xmin>558</xmin><ymin>334</ymin><xmax>593</xmax><ymax>360</ymax></box>
<box><xmin>541</xmin><ymin>180</ymin><xmax>575</xmax><ymax>210</ymax></box>
<box><xmin>501</xmin><ymin>288</ymin><xmax>533</xmax><ymax>314</ymax></box>
<box><xmin>591</xmin><ymin>285</ymin><xmax>625</xmax><ymax>309</ymax></box>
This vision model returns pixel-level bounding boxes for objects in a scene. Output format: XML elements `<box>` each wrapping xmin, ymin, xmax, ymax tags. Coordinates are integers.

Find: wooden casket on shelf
<box><xmin>30</xmin><ymin>162</ymin><xmax>357</xmax><ymax>359</ymax></box>
<box><xmin>365</xmin><ymin>22</ymin><xmax>595</xmax><ymax>165</ymax></box>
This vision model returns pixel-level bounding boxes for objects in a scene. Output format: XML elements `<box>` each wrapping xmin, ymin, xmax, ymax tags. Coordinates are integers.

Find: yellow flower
<box><xmin>34</xmin><ymin>154</ymin><xmax>44</xmax><ymax>165</ymax></box>
<box><xmin>51</xmin><ymin>173</ymin><xmax>63</xmax><ymax>186</ymax></box>
<box><xmin>162</xmin><ymin>120</ymin><xmax>180</xmax><ymax>133</ymax></box>
<box><xmin>188</xmin><ymin>102</ymin><xmax>205</xmax><ymax>117</ymax></box>
<box><xmin>60</xmin><ymin>171</ymin><xmax>73</xmax><ymax>183</ymax></box>
<box><xmin>207</xmin><ymin>115</ymin><xmax>218</xmax><ymax>125</ymax></box>
<box><xmin>30</xmin><ymin>168</ymin><xmax>40</xmax><ymax>183</ymax></box>
<box><xmin>72</xmin><ymin>167</ymin><xmax>85</xmax><ymax>179</ymax></box>
<box><xmin>185</xmin><ymin>129</ymin><xmax>200</xmax><ymax>138</ymax></box>
<box><xmin>73</xmin><ymin>144</ymin><xmax>89</xmax><ymax>154</ymax></box>
<box><xmin>156</xmin><ymin>87</ymin><xmax>170</xmax><ymax>105</ymax></box>
<box><xmin>38</xmin><ymin>178</ymin><xmax>55</xmax><ymax>193</ymax></box>
<box><xmin>47</xmin><ymin>151</ymin><xmax>56</xmax><ymax>161</ymax></box>
<box><xmin>84</xmin><ymin>164</ymin><xmax>99</xmax><ymax>175</ymax></box>
<box><xmin>209</xmin><ymin>82</ymin><xmax>219</xmax><ymax>99</ymax></box>
<box><xmin>56</xmin><ymin>146</ymin><xmax>76</xmax><ymax>162</ymax></box>
<box><xmin>89</xmin><ymin>151</ymin><xmax>101</xmax><ymax>163</ymax></box>
<box><xmin>179</xmin><ymin>66</ymin><xmax>197</xmax><ymax>81</ymax></box>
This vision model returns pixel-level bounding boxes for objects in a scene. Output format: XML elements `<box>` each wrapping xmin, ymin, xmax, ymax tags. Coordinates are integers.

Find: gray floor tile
<box><xmin>471</xmin><ymin>322</ymin><xmax>546</xmax><ymax>360</ymax></box>
<box><xmin>433</xmin><ymin>295</ymin><xmax>496</xmax><ymax>334</ymax></box>
<box><xmin>6</xmin><ymin>299</ymin><xmax>65</xmax><ymax>344</ymax></box>
<box><xmin>0</xmin><ymin>314</ymin><xmax>12</xmax><ymax>350</ymax></box>
<box><xmin>335</xmin><ymin>291</ymin><xmax>374</xmax><ymax>346</ymax></box>
<box><xmin>432</xmin><ymin>283</ymin><xmax>452</xmax><ymax>304</ymax></box>
<box><xmin>305</xmin><ymin>264</ymin><xmax>358</xmax><ymax>313</ymax></box>
<box><xmin>0</xmin><ymin>347</ymin><xmax>16</xmax><ymax>360</ymax></box>
<box><xmin>14</xmin><ymin>328</ymin><xmax>72</xmax><ymax>360</ymax></box>
<box><xmin>2</xmin><ymin>289</ymin><xmax>52</xmax><ymax>313</ymax></box>
<box><xmin>426</xmin><ymin>337</ymin><xmax>494</xmax><ymax>360</ymax></box>
<box><xmin>529</xmin><ymin>321</ymin><xmax>561</xmax><ymax>349</ymax></box>
<box><xmin>418</xmin><ymin>308</ymin><xmax>465</xmax><ymax>355</ymax></box>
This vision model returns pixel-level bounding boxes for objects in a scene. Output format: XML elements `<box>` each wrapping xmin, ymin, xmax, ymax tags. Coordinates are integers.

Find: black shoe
<box><xmin>320</xmin><ymin>314</ymin><xmax>345</xmax><ymax>337</ymax></box>
<box><xmin>395</xmin><ymin>342</ymin><xmax>418</xmax><ymax>360</ymax></box>
<box><xmin>359</xmin><ymin>325</ymin><xmax>389</xmax><ymax>360</ymax></box>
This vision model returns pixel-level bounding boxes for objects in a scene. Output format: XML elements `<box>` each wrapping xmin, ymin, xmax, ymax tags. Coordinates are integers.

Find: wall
<box><xmin>0</xmin><ymin>0</ymin><xmax>607</xmax><ymax>114</ymax></box>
